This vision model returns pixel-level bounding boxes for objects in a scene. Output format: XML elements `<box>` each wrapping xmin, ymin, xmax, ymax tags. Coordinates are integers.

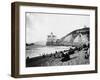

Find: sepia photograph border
<box><xmin>11</xmin><ymin>2</ymin><xmax>98</xmax><ymax>78</ymax></box>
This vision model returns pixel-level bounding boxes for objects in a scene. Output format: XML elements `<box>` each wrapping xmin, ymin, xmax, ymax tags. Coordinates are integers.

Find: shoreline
<box><xmin>26</xmin><ymin>45</ymin><xmax>90</xmax><ymax>67</ymax></box>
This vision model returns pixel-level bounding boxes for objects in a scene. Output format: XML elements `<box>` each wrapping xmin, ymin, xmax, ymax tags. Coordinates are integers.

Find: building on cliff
<box><xmin>46</xmin><ymin>32</ymin><xmax>57</xmax><ymax>46</ymax></box>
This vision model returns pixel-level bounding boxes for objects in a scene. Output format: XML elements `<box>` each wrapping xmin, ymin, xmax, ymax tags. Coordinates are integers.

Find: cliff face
<box><xmin>57</xmin><ymin>27</ymin><xmax>90</xmax><ymax>46</ymax></box>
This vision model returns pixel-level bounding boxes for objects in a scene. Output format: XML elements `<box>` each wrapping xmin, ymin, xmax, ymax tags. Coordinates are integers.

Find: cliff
<box><xmin>57</xmin><ymin>27</ymin><xmax>90</xmax><ymax>46</ymax></box>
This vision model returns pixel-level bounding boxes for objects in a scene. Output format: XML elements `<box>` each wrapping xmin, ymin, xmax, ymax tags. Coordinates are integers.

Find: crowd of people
<box><xmin>53</xmin><ymin>44</ymin><xmax>90</xmax><ymax>62</ymax></box>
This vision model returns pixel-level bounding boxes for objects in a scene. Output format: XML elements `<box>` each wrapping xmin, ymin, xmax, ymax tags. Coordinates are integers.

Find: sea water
<box><xmin>26</xmin><ymin>45</ymin><xmax>70</xmax><ymax>58</ymax></box>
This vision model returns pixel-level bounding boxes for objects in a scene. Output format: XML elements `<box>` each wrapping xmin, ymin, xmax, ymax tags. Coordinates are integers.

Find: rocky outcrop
<box><xmin>57</xmin><ymin>27</ymin><xmax>90</xmax><ymax>46</ymax></box>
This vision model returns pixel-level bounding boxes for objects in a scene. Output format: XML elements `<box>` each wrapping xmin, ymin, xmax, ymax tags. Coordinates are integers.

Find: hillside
<box><xmin>57</xmin><ymin>27</ymin><xmax>90</xmax><ymax>46</ymax></box>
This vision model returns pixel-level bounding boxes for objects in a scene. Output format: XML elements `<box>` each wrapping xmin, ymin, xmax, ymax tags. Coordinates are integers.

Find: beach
<box><xmin>26</xmin><ymin>45</ymin><xmax>90</xmax><ymax>67</ymax></box>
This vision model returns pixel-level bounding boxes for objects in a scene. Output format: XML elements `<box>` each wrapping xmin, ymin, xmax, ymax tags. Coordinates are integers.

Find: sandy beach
<box><xmin>26</xmin><ymin>47</ymin><xmax>90</xmax><ymax>67</ymax></box>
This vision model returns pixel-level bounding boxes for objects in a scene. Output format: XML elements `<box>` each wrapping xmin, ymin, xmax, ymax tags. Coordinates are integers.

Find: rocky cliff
<box><xmin>57</xmin><ymin>27</ymin><xmax>90</xmax><ymax>46</ymax></box>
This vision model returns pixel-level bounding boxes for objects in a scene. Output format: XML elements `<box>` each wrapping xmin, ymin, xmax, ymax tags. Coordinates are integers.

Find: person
<box><xmin>84</xmin><ymin>49</ymin><xmax>90</xmax><ymax>59</ymax></box>
<box><xmin>61</xmin><ymin>52</ymin><xmax>70</xmax><ymax>62</ymax></box>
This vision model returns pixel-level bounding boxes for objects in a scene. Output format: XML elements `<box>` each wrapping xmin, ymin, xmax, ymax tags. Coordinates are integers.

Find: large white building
<box><xmin>46</xmin><ymin>32</ymin><xmax>57</xmax><ymax>46</ymax></box>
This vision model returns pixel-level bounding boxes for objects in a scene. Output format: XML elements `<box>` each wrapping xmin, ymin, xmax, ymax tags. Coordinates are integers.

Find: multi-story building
<box><xmin>46</xmin><ymin>32</ymin><xmax>57</xmax><ymax>46</ymax></box>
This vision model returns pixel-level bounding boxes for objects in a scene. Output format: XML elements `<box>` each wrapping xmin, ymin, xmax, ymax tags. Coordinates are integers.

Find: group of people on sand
<box><xmin>52</xmin><ymin>44</ymin><xmax>90</xmax><ymax>62</ymax></box>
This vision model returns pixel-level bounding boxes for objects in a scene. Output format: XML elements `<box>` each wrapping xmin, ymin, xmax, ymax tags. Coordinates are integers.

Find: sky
<box><xmin>26</xmin><ymin>12</ymin><xmax>90</xmax><ymax>43</ymax></box>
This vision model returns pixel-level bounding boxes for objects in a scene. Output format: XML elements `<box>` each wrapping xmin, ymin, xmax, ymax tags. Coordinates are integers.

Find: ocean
<box><xmin>26</xmin><ymin>45</ymin><xmax>70</xmax><ymax>58</ymax></box>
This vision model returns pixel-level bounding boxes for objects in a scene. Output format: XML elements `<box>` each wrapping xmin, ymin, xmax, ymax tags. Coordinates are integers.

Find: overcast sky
<box><xmin>26</xmin><ymin>12</ymin><xmax>90</xmax><ymax>43</ymax></box>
